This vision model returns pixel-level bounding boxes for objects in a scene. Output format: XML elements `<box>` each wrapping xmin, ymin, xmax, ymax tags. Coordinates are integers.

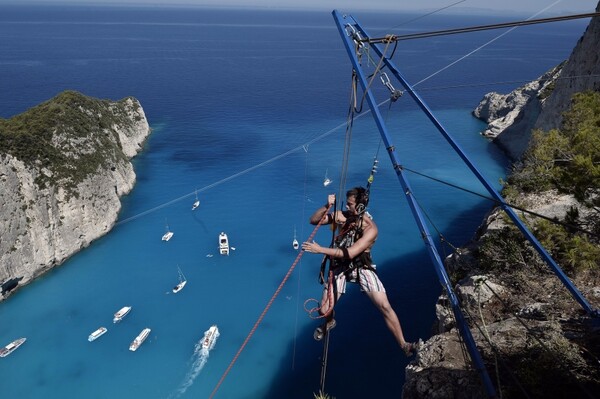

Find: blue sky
<box><xmin>2</xmin><ymin>0</ymin><xmax>598</xmax><ymax>14</ymax></box>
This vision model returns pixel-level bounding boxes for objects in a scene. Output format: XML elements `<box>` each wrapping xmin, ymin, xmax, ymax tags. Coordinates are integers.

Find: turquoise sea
<box><xmin>0</xmin><ymin>4</ymin><xmax>590</xmax><ymax>398</ymax></box>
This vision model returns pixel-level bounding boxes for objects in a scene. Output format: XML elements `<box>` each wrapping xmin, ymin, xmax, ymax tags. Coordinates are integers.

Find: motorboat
<box><xmin>88</xmin><ymin>327</ymin><xmax>108</xmax><ymax>342</ymax></box>
<box><xmin>0</xmin><ymin>338</ymin><xmax>26</xmax><ymax>358</ymax></box>
<box><xmin>201</xmin><ymin>325</ymin><xmax>219</xmax><ymax>350</ymax></box>
<box><xmin>129</xmin><ymin>328</ymin><xmax>151</xmax><ymax>352</ymax></box>
<box><xmin>113</xmin><ymin>306</ymin><xmax>132</xmax><ymax>323</ymax></box>
<box><xmin>219</xmin><ymin>232</ymin><xmax>229</xmax><ymax>255</ymax></box>
<box><xmin>172</xmin><ymin>267</ymin><xmax>187</xmax><ymax>294</ymax></box>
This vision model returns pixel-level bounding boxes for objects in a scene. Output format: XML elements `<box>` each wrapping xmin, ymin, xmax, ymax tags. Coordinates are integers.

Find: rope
<box><xmin>208</xmin><ymin>205</ymin><xmax>331</xmax><ymax>399</ymax></box>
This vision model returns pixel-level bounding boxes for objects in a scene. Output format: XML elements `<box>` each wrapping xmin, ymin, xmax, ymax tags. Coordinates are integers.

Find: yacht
<box><xmin>0</xmin><ymin>338</ymin><xmax>26</xmax><ymax>358</ymax></box>
<box><xmin>172</xmin><ymin>267</ymin><xmax>187</xmax><ymax>294</ymax></box>
<box><xmin>201</xmin><ymin>325</ymin><xmax>219</xmax><ymax>350</ymax></box>
<box><xmin>292</xmin><ymin>226</ymin><xmax>299</xmax><ymax>250</ymax></box>
<box><xmin>129</xmin><ymin>328</ymin><xmax>151</xmax><ymax>352</ymax></box>
<box><xmin>88</xmin><ymin>327</ymin><xmax>108</xmax><ymax>342</ymax></box>
<box><xmin>113</xmin><ymin>306</ymin><xmax>132</xmax><ymax>323</ymax></box>
<box><xmin>219</xmin><ymin>232</ymin><xmax>229</xmax><ymax>255</ymax></box>
<box><xmin>192</xmin><ymin>190</ymin><xmax>200</xmax><ymax>210</ymax></box>
<box><xmin>162</xmin><ymin>223</ymin><xmax>174</xmax><ymax>241</ymax></box>
<box><xmin>323</xmin><ymin>169</ymin><xmax>332</xmax><ymax>187</ymax></box>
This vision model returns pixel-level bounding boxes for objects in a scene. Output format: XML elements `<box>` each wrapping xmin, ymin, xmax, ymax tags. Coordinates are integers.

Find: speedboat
<box><xmin>113</xmin><ymin>306</ymin><xmax>132</xmax><ymax>323</ymax></box>
<box><xmin>219</xmin><ymin>232</ymin><xmax>229</xmax><ymax>255</ymax></box>
<box><xmin>201</xmin><ymin>325</ymin><xmax>219</xmax><ymax>350</ymax></box>
<box><xmin>129</xmin><ymin>328</ymin><xmax>151</xmax><ymax>352</ymax></box>
<box><xmin>88</xmin><ymin>327</ymin><xmax>108</xmax><ymax>342</ymax></box>
<box><xmin>0</xmin><ymin>338</ymin><xmax>26</xmax><ymax>358</ymax></box>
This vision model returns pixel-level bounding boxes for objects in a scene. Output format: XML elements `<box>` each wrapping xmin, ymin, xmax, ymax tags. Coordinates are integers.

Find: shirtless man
<box><xmin>302</xmin><ymin>187</ymin><xmax>415</xmax><ymax>355</ymax></box>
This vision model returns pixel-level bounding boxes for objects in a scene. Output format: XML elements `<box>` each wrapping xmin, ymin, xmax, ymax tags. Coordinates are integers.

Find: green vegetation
<box><xmin>499</xmin><ymin>90</ymin><xmax>600</xmax><ymax>272</ymax></box>
<box><xmin>0</xmin><ymin>90</ymin><xmax>139</xmax><ymax>196</ymax></box>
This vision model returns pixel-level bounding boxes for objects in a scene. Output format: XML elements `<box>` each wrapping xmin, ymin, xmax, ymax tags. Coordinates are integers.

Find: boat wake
<box><xmin>168</xmin><ymin>329</ymin><xmax>219</xmax><ymax>398</ymax></box>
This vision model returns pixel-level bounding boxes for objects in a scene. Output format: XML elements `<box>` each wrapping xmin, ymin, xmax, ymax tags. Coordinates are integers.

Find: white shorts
<box><xmin>331</xmin><ymin>265</ymin><xmax>385</xmax><ymax>294</ymax></box>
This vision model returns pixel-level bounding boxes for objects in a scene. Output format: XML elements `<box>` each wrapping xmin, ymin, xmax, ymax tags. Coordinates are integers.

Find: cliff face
<box><xmin>535</xmin><ymin>3</ymin><xmax>600</xmax><ymax>131</ymax></box>
<box><xmin>0</xmin><ymin>91</ymin><xmax>150</xmax><ymax>298</ymax></box>
<box><xmin>403</xmin><ymin>6</ymin><xmax>600</xmax><ymax>399</ymax></box>
<box><xmin>472</xmin><ymin>2</ymin><xmax>600</xmax><ymax>161</ymax></box>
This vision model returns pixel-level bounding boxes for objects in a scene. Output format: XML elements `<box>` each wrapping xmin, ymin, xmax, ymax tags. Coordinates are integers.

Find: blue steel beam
<box><xmin>347</xmin><ymin>13</ymin><xmax>599</xmax><ymax>318</ymax></box>
<box><xmin>332</xmin><ymin>10</ymin><xmax>498</xmax><ymax>399</ymax></box>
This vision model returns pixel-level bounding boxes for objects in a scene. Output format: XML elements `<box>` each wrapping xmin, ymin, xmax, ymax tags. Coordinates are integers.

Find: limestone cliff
<box><xmin>473</xmin><ymin>2</ymin><xmax>600</xmax><ymax>161</ymax></box>
<box><xmin>403</xmin><ymin>6</ymin><xmax>600</xmax><ymax>399</ymax></box>
<box><xmin>0</xmin><ymin>91</ymin><xmax>150</xmax><ymax>299</ymax></box>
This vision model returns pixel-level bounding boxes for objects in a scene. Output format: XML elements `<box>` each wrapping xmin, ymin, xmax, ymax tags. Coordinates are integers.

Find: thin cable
<box><xmin>291</xmin><ymin>145</ymin><xmax>310</xmax><ymax>371</ymax></box>
<box><xmin>386</xmin><ymin>0</ymin><xmax>467</xmax><ymax>31</ymax></box>
<box><xmin>400</xmin><ymin>165</ymin><xmax>600</xmax><ymax>238</ymax></box>
<box><xmin>413</xmin><ymin>1</ymin><xmax>564</xmax><ymax>87</ymax></box>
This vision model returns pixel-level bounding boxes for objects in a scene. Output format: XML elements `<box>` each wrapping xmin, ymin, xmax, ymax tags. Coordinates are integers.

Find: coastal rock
<box><xmin>472</xmin><ymin>65</ymin><xmax>562</xmax><ymax>161</ymax></box>
<box><xmin>0</xmin><ymin>91</ymin><xmax>150</xmax><ymax>298</ymax></box>
<box><xmin>535</xmin><ymin>2</ymin><xmax>600</xmax><ymax>131</ymax></box>
<box><xmin>403</xmin><ymin>6</ymin><xmax>600</xmax><ymax>398</ymax></box>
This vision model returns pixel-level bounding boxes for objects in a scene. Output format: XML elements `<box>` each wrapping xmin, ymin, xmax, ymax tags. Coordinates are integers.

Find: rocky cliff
<box><xmin>473</xmin><ymin>3</ymin><xmax>600</xmax><ymax>161</ymax></box>
<box><xmin>403</xmin><ymin>5</ymin><xmax>600</xmax><ymax>399</ymax></box>
<box><xmin>0</xmin><ymin>91</ymin><xmax>150</xmax><ymax>299</ymax></box>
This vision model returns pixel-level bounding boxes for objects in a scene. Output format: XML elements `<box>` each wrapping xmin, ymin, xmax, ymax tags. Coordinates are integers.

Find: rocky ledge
<box><xmin>0</xmin><ymin>91</ymin><xmax>151</xmax><ymax>299</ymax></box>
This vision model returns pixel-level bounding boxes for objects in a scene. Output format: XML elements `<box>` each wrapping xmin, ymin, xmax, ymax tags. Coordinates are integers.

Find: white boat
<box><xmin>172</xmin><ymin>267</ymin><xmax>187</xmax><ymax>294</ymax></box>
<box><xmin>292</xmin><ymin>226</ymin><xmax>299</xmax><ymax>250</ymax></box>
<box><xmin>219</xmin><ymin>232</ymin><xmax>229</xmax><ymax>255</ymax></box>
<box><xmin>323</xmin><ymin>169</ymin><xmax>332</xmax><ymax>187</ymax></box>
<box><xmin>0</xmin><ymin>337</ymin><xmax>26</xmax><ymax>358</ymax></box>
<box><xmin>129</xmin><ymin>328</ymin><xmax>151</xmax><ymax>352</ymax></box>
<box><xmin>192</xmin><ymin>190</ymin><xmax>200</xmax><ymax>210</ymax></box>
<box><xmin>162</xmin><ymin>221</ymin><xmax>174</xmax><ymax>241</ymax></box>
<box><xmin>113</xmin><ymin>306</ymin><xmax>132</xmax><ymax>323</ymax></box>
<box><xmin>88</xmin><ymin>327</ymin><xmax>108</xmax><ymax>342</ymax></box>
<box><xmin>201</xmin><ymin>325</ymin><xmax>219</xmax><ymax>350</ymax></box>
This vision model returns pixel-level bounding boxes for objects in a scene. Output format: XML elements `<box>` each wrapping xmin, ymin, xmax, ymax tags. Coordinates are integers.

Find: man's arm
<box><xmin>309</xmin><ymin>194</ymin><xmax>335</xmax><ymax>225</ymax></box>
<box><xmin>303</xmin><ymin>218</ymin><xmax>377</xmax><ymax>259</ymax></box>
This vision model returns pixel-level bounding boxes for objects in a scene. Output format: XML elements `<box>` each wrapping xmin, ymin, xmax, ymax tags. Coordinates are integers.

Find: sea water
<box><xmin>0</xmin><ymin>5</ymin><xmax>589</xmax><ymax>398</ymax></box>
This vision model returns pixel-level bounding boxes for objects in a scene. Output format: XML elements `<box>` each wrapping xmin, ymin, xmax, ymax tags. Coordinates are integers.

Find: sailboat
<box><xmin>162</xmin><ymin>220</ymin><xmax>174</xmax><ymax>241</ymax></box>
<box><xmin>323</xmin><ymin>169</ymin><xmax>332</xmax><ymax>187</ymax></box>
<box><xmin>292</xmin><ymin>226</ymin><xmax>299</xmax><ymax>250</ymax></box>
<box><xmin>172</xmin><ymin>267</ymin><xmax>187</xmax><ymax>293</ymax></box>
<box><xmin>192</xmin><ymin>190</ymin><xmax>200</xmax><ymax>210</ymax></box>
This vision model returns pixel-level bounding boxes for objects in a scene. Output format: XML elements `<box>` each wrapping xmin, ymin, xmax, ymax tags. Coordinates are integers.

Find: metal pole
<box><xmin>351</xmin><ymin>14</ymin><xmax>599</xmax><ymax>318</ymax></box>
<box><xmin>332</xmin><ymin>9</ymin><xmax>498</xmax><ymax>398</ymax></box>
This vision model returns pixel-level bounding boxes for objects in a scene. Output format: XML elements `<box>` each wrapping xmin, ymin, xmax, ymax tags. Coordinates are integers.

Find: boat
<box><xmin>129</xmin><ymin>328</ymin><xmax>151</xmax><ymax>352</ymax></box>
<box><xmin>323</xmin><ymin>169</ymin><xmax>332</xmax><ymax>187</ymax></box>
<box><xmin>201</xmin><ymin>325</ymin><xmax>219</xmax><ymax>350</ymax></box>
<box><xmin>192</xmin><ymin>190</ymin><xmax>200</xmax><ymax>210</ymax></box>
<box><xmin>219</xmin><ymin>232</ymin><xmax>229</xmax><ymax>255</ymax></box>
<box><xmin>292</xmin><ymin>226</ymin><xmax>299</xmax><ymax>250</ymax></box>
<box><xmin>113</xmin><ymin>306</ymin><xmax>132</xmax><ymax>323</ymax></box>
<box><xmin>172</xmin><ymin>267</ymin><xmax>187</xmax><ymax>293</ymax></box>
<box><xmin>162</xmin><ymin>221</ymin><xmax>174</xmax><ymax>241</ymax></box>
<box><xmin>0</xmin><ymin>338</ymin><xmax>26</xmax><ymax>358</ymax></box>
<box><xmin>88</xmin><ymin>327</ymin><xmax>108</xmax><ymax>342</ymax></box>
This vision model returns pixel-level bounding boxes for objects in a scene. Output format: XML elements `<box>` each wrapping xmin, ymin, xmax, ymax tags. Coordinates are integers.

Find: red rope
<box><xmin>209</xmin><ymin>206</ymin><xmax>331</xmax><ymax>399</ymax></box>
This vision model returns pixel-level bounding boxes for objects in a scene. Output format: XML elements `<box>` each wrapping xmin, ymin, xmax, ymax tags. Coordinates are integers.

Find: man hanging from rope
<box><xmin>302</xmin><ymin>187</ymin><xmax>416</xmax><ymax>356</ymax></box>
